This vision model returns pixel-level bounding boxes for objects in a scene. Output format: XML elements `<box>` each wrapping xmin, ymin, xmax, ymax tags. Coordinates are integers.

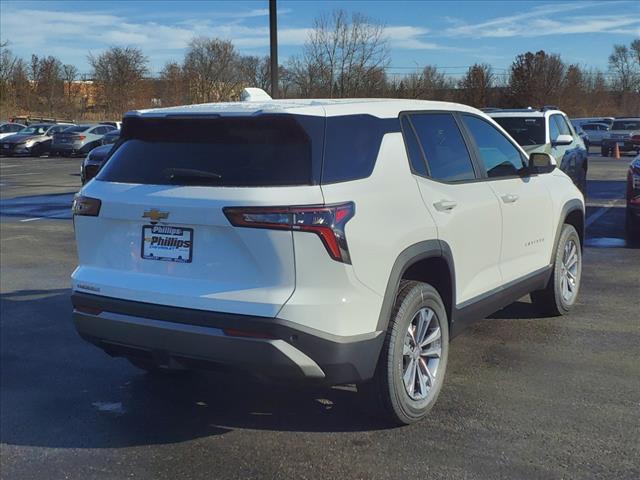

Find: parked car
<box><xmin>572</xmin><ymin>117</ymin><xmax>614</xmax><ymax>128</ymax></box>
<box><xmin>489</xmin><ymin>109</ymin><xmax>588</xmax><ymax>193</ymax></box>
<box><xmin>81</xmin><ymin>130</ymin><xmax>120</xmax><ymax>184</ymax></box>
<box><xmin>601</xmin><ymin>118</ymin><xmax>640</xmax><ymax>156</ymax></box>
<box><xmin>71</xmin><ymin>94</ymin><xmax>585</xmax><ymax>425</ymax></box>
<box><xmin>50</xmin><ymin>124</ymin><xmax>116</xmax><ymax>157</ymax></box>
<box><xmin>580</xmin><ymin>122</ymin><xmax>610</xmax><ymax>146</ymax></box>
<box><xmin>100</xmin><ymin>128</ymin><xmax>120</xmax><ymax>146</ymax></box>
<box><xmin>626</xmin><ymin>154</ymin><xmax>640</xmax><ymax>242</ymax></box>
<box><xmin>0</xmin><ymin>123</ymin><xmax>74</xmax><ymax>156</ymax></box>
<box><xmin>99</xmin><ymin>121</ymin><xmax>122</xmax><ymax>130</ymax></box>
<box><xmin>572</xmin><ymin>124</ymin><xmax>590</xmax><ymax>149</ymax></box>
<box><xmin>0</xmin><ymin>122</ymin><xmax>26</xmax><ymax>139</ymax></box>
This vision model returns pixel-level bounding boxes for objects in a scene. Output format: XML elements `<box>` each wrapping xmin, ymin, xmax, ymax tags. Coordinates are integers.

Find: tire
<box><xmin>531</xmin><ymin>224</ymin><xmax>582</xmax><ymax>316</ymax></box>
<box><xmin>30</xmin><ymin>143</ymin><xmax>42</xmax><ymax>157</ymax></box>
<box><xmin>364</xmin><ymin>280</ymin><xmax>449</xmax><ymax>425</ymax></box>
<box><xmin>625</xmin><ymin>209</ymin><xmax>640</xmax><ymax>245</ymax></box>
<box><xmin>601</xmin><ymin>145</ymin><xmax>609</xmax><ymax>157</ymax></box>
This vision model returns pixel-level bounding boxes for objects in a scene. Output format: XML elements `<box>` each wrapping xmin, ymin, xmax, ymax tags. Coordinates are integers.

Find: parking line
<box><xmin>19</xmin><ymin>217</ymin><xmax>42</xmax><ymax>222</ymax></box>
<box><xmin>1</xmin><ymin>173</ymin><xmax>40</xmax><ymax>177</ymax></box>
<box><xmin>585</xmin><ymin>199</ymin><xmax>619</xmax><ymax>228</ymax></box>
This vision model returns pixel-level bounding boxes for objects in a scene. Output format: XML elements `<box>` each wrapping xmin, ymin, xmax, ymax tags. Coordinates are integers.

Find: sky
<box><xmin>1</xmin><ymin>0</ymin><xmax>639</xmax><ymax>79</ymax></box>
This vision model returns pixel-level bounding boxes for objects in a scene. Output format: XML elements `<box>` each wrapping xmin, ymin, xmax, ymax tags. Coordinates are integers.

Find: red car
<box><xmin>626</xmin><ymin>154</ymin><xmax>640</xmax><ymax>242</ymax></box>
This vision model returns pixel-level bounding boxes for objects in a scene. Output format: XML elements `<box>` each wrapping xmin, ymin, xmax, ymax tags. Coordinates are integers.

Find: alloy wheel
<box><xmin>402</xmin><ymin>307</ymin><xmax>442</xmax><ymax>401</ymax></box>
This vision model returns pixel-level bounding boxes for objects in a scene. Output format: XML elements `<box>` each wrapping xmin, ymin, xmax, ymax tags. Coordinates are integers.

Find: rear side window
<box><xmin>98</xmin><ymin>115</ymin><xmax>323</xmax><ymax>187</ymax></box>
<box><xmin>462</xmin><ymin>115</ymin><xmax>525</xmax><ymax>178</ymax></box>
<box><xmin>408</xmin><ymin>113</ymin><xmax>476</xmax><ymax>182</ymax></box>
<box><xmin>321</xmin><ymin>115</ymin><xmax>399</xmax><ymax>184</ymax></box>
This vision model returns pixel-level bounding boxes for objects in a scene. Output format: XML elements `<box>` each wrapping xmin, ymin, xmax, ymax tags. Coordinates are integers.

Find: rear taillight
<box><xmin>77</xmin><ymin>135</ymin><xmax>86</xmax><ymax>141</ymax></box>
<box><xmin>631</xmin><ymin>135</ymin><xmax>640</xmax><ymax>144</ymax></box>
<box><xmin>72</xmin><ymin>195</ymin><xmax>101</xmax><ymax>216</ymax></box>
<box><xmin>224</xmin><ymin>202</ymin><xmax>355</xmax><ymax>263</ymax></box>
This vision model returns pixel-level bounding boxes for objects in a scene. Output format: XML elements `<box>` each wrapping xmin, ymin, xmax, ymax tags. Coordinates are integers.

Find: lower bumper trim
<box><xmin>72</xmin><ymin>292</ymin><xmax>384</xmax><ymax>384</ymax></box>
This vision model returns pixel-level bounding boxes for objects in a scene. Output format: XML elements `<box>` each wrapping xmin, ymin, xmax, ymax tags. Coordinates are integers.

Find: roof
<box><xmin>488</xmin><ymin>109</ymin><xmax>564</xmax><ymax>118</ymax></box>
<box><xmin>126</xmin><ymin>98</ymin><xmax>487</xmax><ymax>120</ymax></box>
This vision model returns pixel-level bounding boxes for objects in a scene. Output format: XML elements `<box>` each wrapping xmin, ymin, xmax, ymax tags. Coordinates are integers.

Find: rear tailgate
<box><xmin>72</xmin><ymin>113</ymin><xmax>325</xmax><ymax>318</ymax></box>
<box><xmin>73</xmin><ymin>182</ymin><xmax>323</xmax><ymax>317</ymax></box>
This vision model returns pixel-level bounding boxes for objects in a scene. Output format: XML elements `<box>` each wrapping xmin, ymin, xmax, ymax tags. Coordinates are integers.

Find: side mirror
<box><xmin>529</xmin><ymin>152</ymin><xmax>556</xmax><ymax>174</ymax></box>
<box><xmin>553</xmin><ymin>134</ymin><xmax>573</xmax><ymax>146</ymax></box>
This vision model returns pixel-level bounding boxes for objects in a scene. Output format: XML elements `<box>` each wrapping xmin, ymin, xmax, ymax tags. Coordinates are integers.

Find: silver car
<box><xmin>0</xmin><ymin>122</ymin><xmax>26</xmax><ymax>140</ymax></box>
<box><xmin>581</xmin><ymin>123</ymin><xmax>610</xmax><ymax>146</ymax></box>
<box><xmin>50</xmin><ymin>124</ymin><xmax>116</xmax><ymax>157</ymax></box>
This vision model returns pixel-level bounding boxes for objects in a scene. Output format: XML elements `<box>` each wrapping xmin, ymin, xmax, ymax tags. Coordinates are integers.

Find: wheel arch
<box><xmin>376</xmin><ymin>240</ymin><xmax>455</xmax><ymax>334</ymax></box>
<box><xmin>553</xmin><ymin>199</ymin><xmax>585</xmax><ymax>259</ymax></box>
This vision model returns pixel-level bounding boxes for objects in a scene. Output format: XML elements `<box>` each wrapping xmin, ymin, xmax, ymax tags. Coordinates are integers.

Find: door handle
<box><xmin>433</xmin><ymin>200</ymin><xmax>458</xmax><ymax>212</ymax></box>
<box><xmin>501</xmin><ymin>193</ymin><xmax>519</xmax><ymax>204</ymax></box>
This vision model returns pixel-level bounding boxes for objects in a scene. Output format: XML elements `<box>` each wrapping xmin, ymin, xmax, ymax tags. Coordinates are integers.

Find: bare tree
<box><xmin>458</xmin><ymin>63</ymin><xmax>494</xmax><ymax>107</ymax></box>
<box><xmin>238</xmin><ymin>55</ymin><xmax>271</xmax><ymax>92</ymax></box>
<box><xmin>288</xmin><ymin>10</ymin><xmax>389</xmax><ymax>97</ymax></box>
<box><xmin>62</xmin><ymin>64</ymin><xmax>78</xmax><ymax>99</ymax></box>
<box><xmin>37</xmin><ymin>56</ymin><xmax>64</xmax><ymax>115</ymax></box>
<box><xmin>400</xmin><ymin>65</ymin><xmax>452</xmax><ymax>100</ymax></box>
<box><xmin>608</xmin><ymin>43</ymin><xmax>640</xmax><ymax>93</ymax></box>
<box><xmin>183</xmin><ymin>37</ymin><xmax>240</xmax><ymax>103</ymax></box>
<box><xmin>88</xmin><ymin>46</ymin><xmax>149</xmax><ymax>115</ymax></box>
<box><xmin>159</xmin><ymin>61</ymin><xmax>185</xmax><ymax>106</ymax></box>
<box><xmin>0</xmin><ymin>41</ymin><xmax>20</xmax><ymax>109</ymax></box>
<box><xmin>508</xmin><ymin>50</ymin><xmax>565</xmax><ymax>107</ymax></box>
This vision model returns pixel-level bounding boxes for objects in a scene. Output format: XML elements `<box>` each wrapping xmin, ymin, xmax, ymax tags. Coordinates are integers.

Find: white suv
<box><xmin>72</xmin><ymin>95</ymin><xmax>584</xmax><ymax>424</ymax></box>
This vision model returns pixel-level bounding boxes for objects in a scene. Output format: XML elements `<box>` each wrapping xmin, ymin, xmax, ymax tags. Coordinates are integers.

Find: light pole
<box><xmin>269</xmin><ymin>0</ymin><xmax>278</xmax><ymax>98</ymax></box>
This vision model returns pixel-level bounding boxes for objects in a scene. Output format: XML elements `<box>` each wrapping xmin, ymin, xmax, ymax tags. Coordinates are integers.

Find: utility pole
<box><xmin>269</xmin><ymin>0</ymin><xmax>278</xmax><ymax>98</ymax></box>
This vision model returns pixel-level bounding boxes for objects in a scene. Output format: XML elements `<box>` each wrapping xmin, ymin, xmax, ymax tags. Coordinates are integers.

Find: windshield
<box><xmin>18</xmin><ymin>125</ymin><xmax>49</xmax><ymax>135</ymax></box>
<box><xmin>611</xmin><ymin>120</ymin><xmax>640</xmax><ymax>131</ymax></box>
<box><xmin>493</xmin><ymin>117</ymin><xmax>546</xmax><ymax>146</ymax></box>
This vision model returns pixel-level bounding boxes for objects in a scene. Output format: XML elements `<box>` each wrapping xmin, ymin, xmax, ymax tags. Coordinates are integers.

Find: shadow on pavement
<box><xmin>0</xmin><ymin>290</ymin><xmax>391</xmax><ymax>450</ymax></box>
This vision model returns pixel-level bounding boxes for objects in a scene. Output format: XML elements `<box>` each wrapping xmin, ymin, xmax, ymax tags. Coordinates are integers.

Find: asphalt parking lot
<box><xmin>1</xmin><ymin>152</ymin><xmax>638</xmax><ymax>480</ymax></box>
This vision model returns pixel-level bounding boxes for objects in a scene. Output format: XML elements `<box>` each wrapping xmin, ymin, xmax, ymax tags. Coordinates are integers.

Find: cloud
<box><xmin>445</xmin><ymin>1</ymin><xmax>640</xmax><ymax>38</ymax></box>
<box><xmin>0</xmin><ymin>7</ymin><xmax>306</xmax><ymax>55</ymax></box>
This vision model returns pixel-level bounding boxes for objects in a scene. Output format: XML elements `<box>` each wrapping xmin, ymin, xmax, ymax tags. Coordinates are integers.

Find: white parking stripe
<box><xmin>1</xmin><ymin>172</ymin><xmax>40</xmax><ymax>177</ymax></box>
<box><xmin>19</xmin><ymin>217</ymin><xmax>42</xmax><ymax>222</ymax></box>
<box><xmin>585</xmin><ymin>199</ymin><xmax>620</xmax><ymax>228</ymax></box>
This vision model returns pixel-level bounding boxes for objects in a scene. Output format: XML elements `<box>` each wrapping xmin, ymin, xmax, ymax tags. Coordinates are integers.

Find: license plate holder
<box><xmin>141</xmin><ymin>225</ymin><xmax>193</xmax><ymax>263</ymax></box>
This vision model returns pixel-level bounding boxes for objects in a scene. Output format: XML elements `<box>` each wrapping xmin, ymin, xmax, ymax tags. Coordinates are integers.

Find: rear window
<box><xmin>612</xmin><ymin>120</ymin><xmax>640</xmax><ymax>130</ymax></box>
<box><xmin>98</xmin><ymin>115</ymin><xmax>323</xmax><ymax>187</ymax></box>
<box><xmin>493</xmin><ymin>117</ymin><xmax>545</xmax><ymax>146</ymax></box>
<box><xmin>64</xmin><ymin>126</ymin><xmax>91</xmax><ymax>133</ymax></box>
<box><xmin>97</xmin><ymin>114</ymin><xmax>398</xmax><ymax>187</ymax></box>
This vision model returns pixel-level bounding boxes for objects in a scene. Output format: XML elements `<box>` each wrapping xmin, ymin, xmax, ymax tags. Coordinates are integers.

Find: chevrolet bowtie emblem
<box><xmin>143</xmin><ymin>209</ymin><xmax>169</xmax><ymax>222</ymax></box>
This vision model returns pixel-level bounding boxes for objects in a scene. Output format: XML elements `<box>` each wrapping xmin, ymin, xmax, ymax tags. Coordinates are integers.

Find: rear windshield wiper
<box><xmin>164</xmin><ymin>168</ymin><xmax>223</xmax><ymax>184</ymax></box>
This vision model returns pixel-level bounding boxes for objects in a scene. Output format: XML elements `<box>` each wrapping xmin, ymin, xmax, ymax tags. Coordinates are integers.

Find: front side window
<box><xmin>462</xmin><ymin>115</ymin><xmax>525</xmax><ymax>178</ymax></box>
<box><xmin>550</xmin><ymin>114</ymin><xmax>571</xmax><ymax>140</ymax></box>
<box><xmin>408</xmin><ymin>113</ymin><xmax>476</xmax><ymax>182</ymax></box>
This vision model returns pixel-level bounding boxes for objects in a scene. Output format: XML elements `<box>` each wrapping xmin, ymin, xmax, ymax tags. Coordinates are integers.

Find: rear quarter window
<box><xmin>321</xmin><ymin>115</ymin><xmax>400</xmax><ymax>184</ymax></box>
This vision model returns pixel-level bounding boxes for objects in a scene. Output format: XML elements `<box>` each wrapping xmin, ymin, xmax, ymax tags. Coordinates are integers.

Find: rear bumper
<box><xmin>72</xmin><ymin>292</ymin><xmax>384</xmax><ymax>385</ymax></box>
<box><xmin>52</xmin><ymin>145</ymin><xmax>82</xmax><ymax>155</ymax></box>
